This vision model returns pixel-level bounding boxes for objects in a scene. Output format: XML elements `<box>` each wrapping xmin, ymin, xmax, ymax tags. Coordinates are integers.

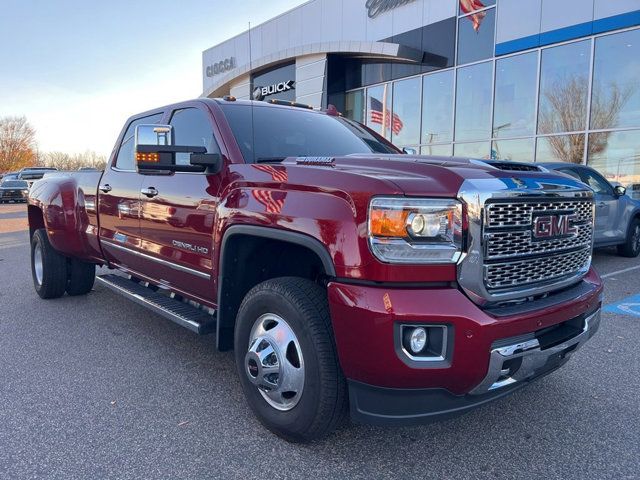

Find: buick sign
<box><xmin>365</xmin><ymin>0</ymin><xmax>417</xmax><ymax>19</ymax></box>
<box><xmin>206</xmin><ymin>57</ymin><xmax>236</xmax><ymax>77</ymax></box>
<box><xmin>252</xmin><ymin>80</ymin><xmax>295</xmax><ymax>100</ymax></box>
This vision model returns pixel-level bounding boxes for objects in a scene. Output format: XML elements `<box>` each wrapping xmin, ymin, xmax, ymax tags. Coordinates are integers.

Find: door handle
<box><xmin>99</xmin><ymin>184</ymin><xmax>112</xmax><ymax>193</ymax></box>
<box><xmin>597</xmin><ymin>202</ymin><xmax>606</xmax><ymax>208</ymax></box>
<box><xmin>141</xmin><ymin>187</ymin><xmax>159</xmax><ymax>198</ymax></box>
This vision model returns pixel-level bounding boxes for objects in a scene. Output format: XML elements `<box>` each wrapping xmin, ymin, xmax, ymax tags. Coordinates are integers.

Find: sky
<box><xmin>0</xmin><ymin>0</ymin><xmax>306</xmax><ymax>158</ymax></box>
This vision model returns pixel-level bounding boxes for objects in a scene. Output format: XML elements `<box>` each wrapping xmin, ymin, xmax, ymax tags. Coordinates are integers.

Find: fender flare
<box><xmin>216</xmin><ymin>225</ymin><xmax>336</xmax><ymax>350</ymax></box>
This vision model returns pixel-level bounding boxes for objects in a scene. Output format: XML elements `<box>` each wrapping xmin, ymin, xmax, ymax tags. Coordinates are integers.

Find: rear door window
<box><xmin>114</xmin><ymin>113</ymin><xmax>163</xmax><ymax>171</ymax></box>
<box><xmin>169</xmin><ymin>108</ymin><xmax>220</xmax><ymax>166</ymax></box>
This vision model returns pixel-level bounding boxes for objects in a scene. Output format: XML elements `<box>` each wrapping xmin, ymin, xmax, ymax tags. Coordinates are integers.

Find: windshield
<box><xmin>1</xmin><ymin>180</ymin><xmax>28</xmax><ymax>188</ymax></box>
<box><xmin>221</xmin><ymin>104</ymin><xmax>399</xmax><ymax>163</ymax></box>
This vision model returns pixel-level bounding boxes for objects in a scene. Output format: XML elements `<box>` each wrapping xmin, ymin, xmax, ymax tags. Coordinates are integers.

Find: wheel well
<box><xmin>217</xmin><ymin>232</ymin><xmax>333</xmax><ymax>351</ymax></box>
<box><xmin>27</xmin><ymin>206</ymin><xmax>45</xmax><ymax>239</ymax></box>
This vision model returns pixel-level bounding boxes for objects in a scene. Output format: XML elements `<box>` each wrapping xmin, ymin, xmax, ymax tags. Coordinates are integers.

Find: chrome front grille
<box><xmin>485</xmin><ymin>248</ymin><xmax>592</xmax><ymax>289</ymax></box>
<box><xmin>486</xmin><ymin>200</ymin><xmax>593</xmax><ymax>228</ymax></box>
<box><xmin>483</xmin><ymin>198</ymin><xmax>594</xmax><ymax>292</ymax></box>
<box><xmin>485</xmin><ymin>224</ymin><xmax>592</xmax><ymax>260</ymax></box>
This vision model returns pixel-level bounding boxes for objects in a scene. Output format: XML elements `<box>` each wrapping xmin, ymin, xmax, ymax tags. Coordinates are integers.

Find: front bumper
<box><xmin>327</xmin><ymin>268</ymin><xmax>603</xmax><ymax>425</ymax></box>
<box><xmin>348</xmin><ymin>308</ymin><xmax>600</xmax><ymax>425</ymax></box>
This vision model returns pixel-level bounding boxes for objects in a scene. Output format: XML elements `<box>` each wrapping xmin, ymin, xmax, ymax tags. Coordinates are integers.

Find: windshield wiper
<box><xmin>256</xmin><ymin>157</ymin><xmax>287</xmax><ymax>163</ymax></box>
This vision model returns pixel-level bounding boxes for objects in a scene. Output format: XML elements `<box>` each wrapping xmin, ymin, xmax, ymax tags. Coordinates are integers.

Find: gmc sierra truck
<box><xmin>27</xmin><ymin>98</ymin><xmax>603</xmax><ymax>442</ymax></box>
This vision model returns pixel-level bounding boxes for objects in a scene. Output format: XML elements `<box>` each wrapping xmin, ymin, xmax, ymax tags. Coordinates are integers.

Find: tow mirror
<box><xmin>402</xmin><ymin>147</ymin><xmax>418</xmax><ymax>155</ymax></box>
<box><xmin>134</xmin><ymin>124</ymin><xmax>222</xmax><ymax>174</ymax></box>
<box><xmin>614</xmin><ymin>185</ymin><xmax>627</xmax><ymax>197</ymax></box>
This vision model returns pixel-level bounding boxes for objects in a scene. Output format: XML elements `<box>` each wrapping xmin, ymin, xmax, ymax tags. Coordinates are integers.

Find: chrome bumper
<box><xmin>470</xmin><ymin>309</ymin><xmax>601</xmax><ymax>395</ymax></box>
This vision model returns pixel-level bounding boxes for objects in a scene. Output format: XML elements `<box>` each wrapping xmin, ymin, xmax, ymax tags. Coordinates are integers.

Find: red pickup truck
<box><xmin>27</xmin><ymin>98</ymin><xmax>603</xmax><ymax>442</ymax></box>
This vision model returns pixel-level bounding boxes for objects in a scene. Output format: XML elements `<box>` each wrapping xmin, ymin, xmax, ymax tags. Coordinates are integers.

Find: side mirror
<box><xmin>402</xmin><ymin>147</ymin><xmax>418</xmax><ymax>155</ymax></box>
<box><xmin>134</xmin><ymin>124</ymin><xmax>222</xmax><ymax>174</ymax></box>
<box><xmin>614</xmin><ymin>185</ymin><xmax>627</xmax><ymax>197</ymax></box>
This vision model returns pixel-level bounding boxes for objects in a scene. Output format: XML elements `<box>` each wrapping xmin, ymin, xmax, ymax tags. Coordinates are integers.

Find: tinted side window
<box><xmin>169</xmin><ymin>108</ymin><xmax>219</xmax><ymax>166</ymax></box>
<box><xmin>580</xmin><ymin>169</ymin><xmax>614</xmax><ymax>196</ymax></box>
<box><xmin>115</xmin><ymin>113</ymin><xmax>163</xmax><ymax>170</ymax></box>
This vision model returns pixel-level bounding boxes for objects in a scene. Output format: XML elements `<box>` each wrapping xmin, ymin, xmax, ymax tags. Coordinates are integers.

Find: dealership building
<box><xmin>202</xmin><ymin>0</ymin><xmax>640</xmax><ymax>191</ymax></box>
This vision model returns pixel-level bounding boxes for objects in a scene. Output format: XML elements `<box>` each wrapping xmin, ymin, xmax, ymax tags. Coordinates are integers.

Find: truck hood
<box><xmin>281</xmin><ymin>155</ymin><xmax>585</xmax><ymax>197</ymax></box>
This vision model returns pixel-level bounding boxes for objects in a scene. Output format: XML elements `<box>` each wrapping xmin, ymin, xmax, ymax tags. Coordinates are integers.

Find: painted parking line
<box><xmin>601</xmin><ymin>264</ymin><xmax>640</xmax><ymax>279</ymax></box>
<box><xmin>604</xmin><ymin>294</ymin><xmax>640</xmax><ymax>317</ymax></box>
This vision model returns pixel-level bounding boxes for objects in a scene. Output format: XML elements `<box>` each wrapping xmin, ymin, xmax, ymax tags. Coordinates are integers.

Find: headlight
<box><xmin>368</xmin><ymin>197</ymin><xmax>463</xmax><ymax>264</ymax></box>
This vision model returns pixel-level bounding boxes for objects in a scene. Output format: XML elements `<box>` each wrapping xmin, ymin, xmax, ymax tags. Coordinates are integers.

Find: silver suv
<box><xmin>541</xmin><ymin>163</ymin><xmax>640</xmax><ymax>257</ymax></box>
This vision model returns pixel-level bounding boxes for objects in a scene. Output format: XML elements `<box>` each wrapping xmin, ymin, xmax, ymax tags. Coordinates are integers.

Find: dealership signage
<box><xmin>253</xmin><ymin>80</ymin><xmax>295</xmax><ymax>100</ymax></box>
<box><xmin>365</xmin><ymin>0</ymin><xmax>417</xmax><ymax>18</ymax></box>
<box><xmin>206</xmin><ymin>57</ymin><xmax>236</xmax><ymax>77</ymax></box>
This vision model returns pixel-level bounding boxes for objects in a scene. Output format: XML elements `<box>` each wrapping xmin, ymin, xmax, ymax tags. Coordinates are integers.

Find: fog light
<box><xmin>409</xmin><ymin>327</ymin><xmax>428</xmax><ymax>353</ymax></box>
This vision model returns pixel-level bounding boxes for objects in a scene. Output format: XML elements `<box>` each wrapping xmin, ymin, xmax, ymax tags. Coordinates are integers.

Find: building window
<box><xmin>421</xmin><ymin>18</ymin><xmax>456</xmax><ymax>73</ymax></box>
<box><xmin>366</xmin><ymin>84</ymin><xmax>392</xmax><ymax>140</ymax></box>
<box><xmin>457</xmin><ymin>6</ymin><xmax>496</xmax><ymax>65</ymax></box>
<box><xmin>422</xmin><ymin>70</ymin><xmax>454</xmax><ymax>145</ymax></box>
<box><xmin>591</xmin><ymin>29</ymin><xmax>640</xmax><ymax>130</ymax></box>
<box><xmin>455</xmin><ymin>61</ymin><xmax>493</xmax><ymax>142</ymax></box>
<box><xmin>493</xmin><ymin>52</ymin><xmax>538</xmax><ymax>138</ymax></box>
<box><xmin>454</xmin><ymin>141</ymin><xmax>491</xmax><ymax>158</ymax></box>
<box><xmin>536</xmin><ymin>134</ymin><xmax>586</xmax><ymax>163</ymax></box>
<box><xmin>421</xmin><ymin>144</ymin><xmax>452</xmax><ymax>156</ymax></box>
<box><xmin>492</xmin><ymin>138</ymin><xmax>535</xmax><ymax>162</ymax></box>
<box><xmin>345</xmin><ymin>90</ymin><xmax>364</xmax><ymax>124</ymax></box>
<box><xmin>538</xmin><ymin>40</ymin><xmax>591</xmax><ymax>134</ymax></box>
<box><xmin>392</xmin><ymin>77</ymin><xmax>421</xmax><ymax>147</ymax></box>
<box><xmin>588</xmin><ymin>130</ymin><xmax>640</xmax><ymax>197</ymax></box>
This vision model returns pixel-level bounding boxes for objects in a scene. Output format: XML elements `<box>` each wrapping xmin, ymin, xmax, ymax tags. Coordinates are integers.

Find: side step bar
<box><xmin>95</xmin><ymin>274</ymin><xmax>216</xmax><ymax>335</ymax></box>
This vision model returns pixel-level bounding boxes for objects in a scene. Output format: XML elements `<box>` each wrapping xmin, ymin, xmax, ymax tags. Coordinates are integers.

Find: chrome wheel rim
<box><xmin>34</xmin><ymin>243</ymin><xmax>44</xmax><ymax>286</ymax></box>
<box><xmin>245</xmin><ymin>313</ymin><xmax>304</xmax><ymax>411</ymax></box>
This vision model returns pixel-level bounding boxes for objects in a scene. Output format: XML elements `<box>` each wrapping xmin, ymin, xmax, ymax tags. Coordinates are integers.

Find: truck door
<box><xmin>98</xmin><ymin>113</ymin><xmax>164</xmax><ymax>273</ymax></box>
<box><xmin>137</xmin><ymin>106</ymin><xmax>223</xmax><ymax>304</ymax></box>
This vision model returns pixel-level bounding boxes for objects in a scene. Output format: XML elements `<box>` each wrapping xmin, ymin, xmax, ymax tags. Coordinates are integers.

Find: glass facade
<box><xmin>343</xmin><ymin>21</ymin><xmax>640</xmax><ymax>193</ymax></box>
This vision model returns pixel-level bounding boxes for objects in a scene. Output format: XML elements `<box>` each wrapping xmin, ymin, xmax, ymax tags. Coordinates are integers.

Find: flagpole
<box><xmin>381</xmin><ymin>83</ymin><xmax>388</xmax><ymax>138</ymax></box>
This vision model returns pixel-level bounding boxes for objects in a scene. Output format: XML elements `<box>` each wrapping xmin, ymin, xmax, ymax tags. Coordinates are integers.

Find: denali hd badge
<box><xmin>172</xmin><ymin>240</ymin><xmax>209</xmax><ymax>255</ymax></box>
<box><xmin>532</xmin><ymin>213</ymin><xmax>577</xmax><ymax>240</ymax></box>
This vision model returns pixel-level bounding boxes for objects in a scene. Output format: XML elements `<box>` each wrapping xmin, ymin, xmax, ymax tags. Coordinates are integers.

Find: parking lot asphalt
<box><xmin>0</xmin><ymin>203</ymin><xmax>638</xmax><ymax>480</ymax></box>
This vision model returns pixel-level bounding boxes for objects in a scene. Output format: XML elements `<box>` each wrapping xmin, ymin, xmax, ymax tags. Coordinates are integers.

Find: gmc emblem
<box><xmin>532</xmin><ymin>214</ymin><xmax>577</xmax><ymax>240</ymax></box>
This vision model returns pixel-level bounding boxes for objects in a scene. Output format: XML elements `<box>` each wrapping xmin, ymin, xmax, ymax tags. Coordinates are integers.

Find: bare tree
<box><xmin>539</xmin><ymin>75</ymin><xmax>636</xmax><ymax>163</ymax></box>
<box><xmin>0</xmin><ymin>116</ymin><xmax>37</xmax><ymax>172</ymax></box>
<box><xmin>43</xmin><ymin>150</ymin><xmax>107</xmax><ymax>170</ymax></box>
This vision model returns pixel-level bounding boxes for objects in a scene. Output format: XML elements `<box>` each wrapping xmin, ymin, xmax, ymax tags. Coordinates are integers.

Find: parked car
<box><xmin>1</xmin><ymin>172</ymin><xmax>19</xmax><ymax>182</ymax></box>
<box><xmin>26</xmin><ymin>98</ymin><xmax>603</xmax><ymax>442</ymax></box>
<box><xmin>0</xmin><ymin>179</ymin><xmax>29</xmax><ymax>203</ymax></box>
<box><xmin>18</xmin><ymin>167</ymin><xmax>58</xmax><ymax>187</ymax></box>
<box><xmin>540</xmin><ymin>163</ymin><xmax>640</xmax><ymax>257</ymax></box>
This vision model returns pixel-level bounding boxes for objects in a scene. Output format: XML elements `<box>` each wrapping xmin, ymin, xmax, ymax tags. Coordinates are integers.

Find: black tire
<box><xmin>31</xmin><ymin>229</ymin><xmax>68</xmax><ymax>299</ymax></box>
<box><xmin>617</xmin><ymin>218</ymin><xmax>640</xmax><ymax>257</ymax></box>
<box><xmin>66</xmin><ymin>258</ymin><xmax>95</xmax><ymax>296</ymax></box>
<box><xmin>234</xmin><ymin>277</ymin><xmax>346</xmax><ymax>443</ymax></box>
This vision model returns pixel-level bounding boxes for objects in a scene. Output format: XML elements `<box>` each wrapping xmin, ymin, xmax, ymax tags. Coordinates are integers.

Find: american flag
<box><xmin>253</xmin><ymin>164</ymin><xmax>288</xmax><ymax>183</ymax></box>
<box><xmin>459</xmin><ymin>0</ymin><xmax>486</xmax><ymax>32</ymax></box>
<box><xmin>370</xmin><ymin>97</ymin><xmax>403</xmax><ymax>136</ymax></box>
<box><xmin>252</xmin><ymin>189</ymin><xmax>286</xmax><ymax>214</ymax></box>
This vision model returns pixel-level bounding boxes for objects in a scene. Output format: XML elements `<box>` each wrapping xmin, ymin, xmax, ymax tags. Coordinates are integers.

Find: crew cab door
<box><xmin>98</xmin><ymin>113</ymin><xmax>163</xmax><ymax>271</ymax></box>
<box><xmin>137</xmin><ymin>105</ymin><xmax>224</xmax><ymax>304</ymax></box>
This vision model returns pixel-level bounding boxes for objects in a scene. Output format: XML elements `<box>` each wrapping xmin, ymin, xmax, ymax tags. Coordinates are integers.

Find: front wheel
<box><xmin>617</xmin><ymin>218</ymin><xmax>640</xmax><ymax>257</ymax></box>
<box><xmin>234</xmin><ymin>277</ymin><xmax>346</xmax><ymax>442</ymax></box>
